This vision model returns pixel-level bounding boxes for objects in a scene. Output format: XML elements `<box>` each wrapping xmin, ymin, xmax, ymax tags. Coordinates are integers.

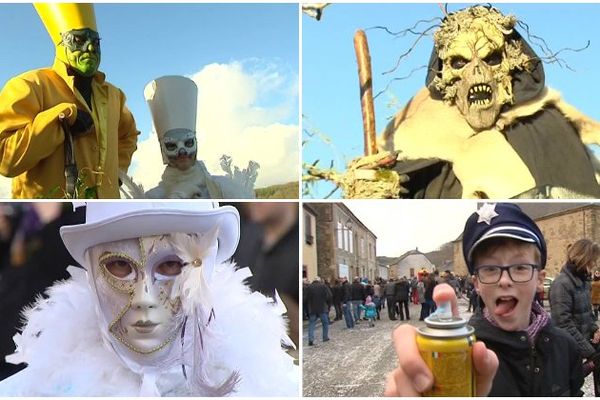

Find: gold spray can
<box><xmin>416</xmin><ymin>308</ymin><xmax>476</xmax><ymax>396</ymax></box>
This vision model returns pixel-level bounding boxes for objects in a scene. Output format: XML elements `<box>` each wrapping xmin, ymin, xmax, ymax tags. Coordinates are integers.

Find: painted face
<box><xmin>432</xmin><ymin>7</ymin><xmax>530</xmax><ymax>131</ymax></box>
<box><xmin>473</xmin><ymin>240</ymin><xmax>544</xmax><ymax>331</ymax></box>
<box><xmin>161</xmin><ymin>129</ymin><xmax>197</xmax><ymax>171</ymax></box>
<box><xmin>88</xmin><ymin>235</ymin><xmax>183</xmax><ymax>354</ymax></box>
<box><xmin>60</xmin><ymin>28</ymin><xmax>101</xmax><ymax>76</ymax></box>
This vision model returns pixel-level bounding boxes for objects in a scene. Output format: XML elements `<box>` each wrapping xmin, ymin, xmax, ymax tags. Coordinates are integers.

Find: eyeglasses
<box><xmin>475</xmin><ymin>264</ymin><xmax>539</xmax><ymax>284</ymax></box>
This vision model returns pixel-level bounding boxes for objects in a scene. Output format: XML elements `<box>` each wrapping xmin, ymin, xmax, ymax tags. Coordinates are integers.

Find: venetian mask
<box><xmin>88</xmin><ymin>235</ymin><xmax>183</xmax><ymax>355</ymax></box>
<box><xmin>432</xmin><ymin>6</ymin><xmax>531</xmax><ymax>131</ymax></box>
<box><xmin>59</xmin><ymin>28</ymin><xmax>101</xmax><ymax>77</ymax></box>
<box><xmin>161</xmin><ymin>129</ymin><xmax>197</xmax><ymax>171</ymax></box>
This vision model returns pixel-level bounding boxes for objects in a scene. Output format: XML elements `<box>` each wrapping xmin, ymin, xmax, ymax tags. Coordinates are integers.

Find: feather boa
<box><xmin>0</xmin><ymin>264</ymin><xmax>298</xmax><ymax>396</ymax></box>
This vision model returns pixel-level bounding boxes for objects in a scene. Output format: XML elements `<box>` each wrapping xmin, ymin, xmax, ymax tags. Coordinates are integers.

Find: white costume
<box><xmin>144</xmin><ymin>76</ymin><xmax>257</xmax><ymax>199</ymax></box>
<box><xmin>0</xmin><ymin>202</ymin><xmax>297</xmax><ymax>396</ymax></box>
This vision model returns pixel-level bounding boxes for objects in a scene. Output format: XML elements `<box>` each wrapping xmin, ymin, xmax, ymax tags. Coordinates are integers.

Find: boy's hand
<box><xmin>384</xmin><ymin>283</ymin><xmax>499</xmax><ymax>396</ymax></box>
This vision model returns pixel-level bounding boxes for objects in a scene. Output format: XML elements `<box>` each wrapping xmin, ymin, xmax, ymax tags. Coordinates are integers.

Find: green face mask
<box><xmin>60</xmin><ymin>28</ymin><xmax>101</xmax><ymax>76</ymax></box>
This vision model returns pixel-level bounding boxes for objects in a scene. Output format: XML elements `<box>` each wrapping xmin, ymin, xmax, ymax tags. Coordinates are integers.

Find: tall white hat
<box><xmin>60</xmin><ymin>202</ymin><xmax>239</xmax><ymax>268</ymax></box>
<box><xmin>144</xmin><ymin>75</ymin><xmax>198</xmax><ymax>142</ymax></box>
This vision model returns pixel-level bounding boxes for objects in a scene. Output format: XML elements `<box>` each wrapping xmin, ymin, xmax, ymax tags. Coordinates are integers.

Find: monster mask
<box><xmin>431</xmin><ymin>6</ymin><xmax>532</xmax><ymax>131</ymax></box>
<box><xmin>60</xmin><ymin>28</ymin><xmax>101</xmax><ymax>76</ymax></box>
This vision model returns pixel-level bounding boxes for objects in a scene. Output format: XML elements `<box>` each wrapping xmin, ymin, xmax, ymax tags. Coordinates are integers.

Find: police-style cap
<box><xmin>462</xmin><ymin>203</ymin><xmax>546</xmax><ymax>274</ymax></box>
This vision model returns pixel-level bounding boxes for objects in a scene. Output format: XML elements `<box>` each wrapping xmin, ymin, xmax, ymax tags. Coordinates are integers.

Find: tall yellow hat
<box><xmin>34</xmin><ymin>3</ymin><xmax>97</xmax><ymax>45</ymax></box>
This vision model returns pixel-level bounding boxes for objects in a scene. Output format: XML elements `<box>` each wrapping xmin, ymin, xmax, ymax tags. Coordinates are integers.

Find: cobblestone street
<box><xmin>302</xmin><ymin>298</ymin><xmax>595</xmax><ymax>397</ymax></box>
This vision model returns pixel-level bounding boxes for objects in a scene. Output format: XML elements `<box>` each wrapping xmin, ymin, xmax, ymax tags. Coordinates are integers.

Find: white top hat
<box><xmin>60</xmin><ymin>202</ymin><xmax>239</xmax><ymax>267</ymax></box>
<box><xmin>144</xmin><ymin>76</ymin><xmax>198</xmax><ymax>141</ymax></box>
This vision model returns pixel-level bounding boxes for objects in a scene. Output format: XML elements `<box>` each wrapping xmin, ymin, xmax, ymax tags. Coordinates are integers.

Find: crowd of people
<box><xmin>302</xmin><ymin>270</ymin><xmax>479</xmax><ymax>338</ymax></box>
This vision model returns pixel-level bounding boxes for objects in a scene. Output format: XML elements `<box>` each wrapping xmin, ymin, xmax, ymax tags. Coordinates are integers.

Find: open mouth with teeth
<box><xmin>495</xmin><ymin>296</ymin><xmax>518</xmax><ymax>317</ymax></box>
<box><xmin>468</xmin><ymin>84</ymin><xmax>493</xmax><ymax>106</ymax></box>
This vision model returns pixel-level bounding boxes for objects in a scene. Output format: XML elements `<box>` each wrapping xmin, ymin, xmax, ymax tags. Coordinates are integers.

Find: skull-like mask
<box><xmin>161</xmin><ymin>129</ymin><xmax>197</xmax><ymax>171</ymax></box>
<box><xmin>432</xmin><ymin>6</ymin><xmax>531</xmax><ymax>131</ymax></box>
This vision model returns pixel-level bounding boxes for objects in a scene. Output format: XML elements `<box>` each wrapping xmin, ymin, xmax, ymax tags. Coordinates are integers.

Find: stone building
<box><xmin>302</xmin><ymin>204</ymin><xmax>318</xmax><ymax>281</ymax></box>
<box><xmin>309</xmin><ymin>203</ymin><xmax>377</xmax><ymax>282</ymax></box>
<box><xmin>388</xmin><ymin>249</ymin><xmax>435</xmax><ymax>279</ymax></box>
<box><xmin>453</xmin><ymin>203</ymin><xmax>599</xmax><ymax>278</ymax></box>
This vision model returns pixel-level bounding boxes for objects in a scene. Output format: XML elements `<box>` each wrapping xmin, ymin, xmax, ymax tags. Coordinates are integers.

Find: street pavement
<box><xmin>302</xmin><ymin>297</ymin><xmax>594</xmax><ymax>397</ymax></box>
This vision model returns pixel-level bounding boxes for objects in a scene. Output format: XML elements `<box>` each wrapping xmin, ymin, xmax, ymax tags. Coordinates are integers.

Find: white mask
<box><xmin>160</xmin><ymin>129</ymin><xmax>197</xmax><ymax>171</ymax></box>
<box><xmin>88</xmin><ymin>235</ymin><xmax>184</xmax><ymax>355</ymax></box>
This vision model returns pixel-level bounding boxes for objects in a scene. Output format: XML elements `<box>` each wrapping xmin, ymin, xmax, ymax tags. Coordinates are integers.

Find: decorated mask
<box><xmin>161</xmin><ymin>129</ymin><xmax>198</xmax><ymax>171</ymax></box>
<box><xmin>431</xmin><ymin>6</ymin><xmax>531</xmax><ymax>131</ymax></box>
<box><xmin>88</xmin><ymin>235</ymin><xmax>184</xmax><ymax>355</ymax></box>
<box><xmin>60</xmin><ymin>28</ymin><xmax>101</xmax><ymax>76</ymax></box>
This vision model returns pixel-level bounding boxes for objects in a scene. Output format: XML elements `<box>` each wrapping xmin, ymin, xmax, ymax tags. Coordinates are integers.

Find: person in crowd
<box><xmin>395</xmin><ymin>277</ymin><xmax>410</xmax><ymax>321</ymax></box>
<box><xmin>306</xmin><ymin>276</ymin><xmax>332</xmax><ymax>346</ymax></box>
<box><xmin>332</xmin><ymin>279</ymin><xmax>343</xmax><ymax>321</ymax></box>
<box><xmin>341</xmin><ymin>277</ymin><xmax>354</xmax><ymax>329</ymax></box>
<box><xmin>351</xmin><ymin>277</ymin><xmax>365</xmax><ymax>322</ymax></box>
<box><xmin>385</xmin><ymin>203</ymin><xmax>583</xmax><ymax>396</ymax></box>
<box><xmin>550</xmin><ymin>239</ymin><xmax>600</xmax><ymax>375</ymax></box>
<box><xmin>360</xmin><ymin>296</ymin><xmax>377</xmax><ymax>327</ymax></box>
<box><xmin>384</xmin><ymin>278</ymin><xmax>397</xmax><ymax>320</ymax></box>
<box><xmin>373</xmin><ymin>280</ymin><xmax>382</xmax><ymax>320</ymax></box>
<box><xmin>592</xmin><ymin>271</ymin><xmax>600</xmax><ymax>320</ymax></box>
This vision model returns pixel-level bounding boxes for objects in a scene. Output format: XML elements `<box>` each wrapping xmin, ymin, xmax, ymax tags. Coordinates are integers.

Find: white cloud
<box><xmin>130</xmin><ymin>59</ymin><xmax>298</xmax><ymax>190</ymax></box>
<box><xmin>345</xmin><ymin>201</ymin><xmax>478</xmax><ymax>257</ymax></box>
<box><xmin>0</xmin><ymin>176</ymin><xmax>11</xmax><ymax>198</ymax></box>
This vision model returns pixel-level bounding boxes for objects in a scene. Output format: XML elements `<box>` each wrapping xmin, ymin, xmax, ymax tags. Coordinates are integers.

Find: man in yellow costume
<box><xmin>342</xmin><ymin>5</ymin><xmax>600</xmax><ymax>199</ymax></box>
<box><xmin>0</xmin><ymin>4</ymin><xmax>139</xmax><ymax>198</ymax></box>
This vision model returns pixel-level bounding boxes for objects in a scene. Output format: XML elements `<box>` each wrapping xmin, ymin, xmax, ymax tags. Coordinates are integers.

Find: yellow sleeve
<box><xmin>117</xmin><ymin>89</ymin><xmax>139</xmax><ymax>171</ymax></box>
<box><xmin>0</xmin><ymin>76</ymin><xmax>76</xmax><ymax>177</ymax></box>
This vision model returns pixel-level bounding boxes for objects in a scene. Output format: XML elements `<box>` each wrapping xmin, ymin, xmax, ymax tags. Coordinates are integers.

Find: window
<box><xmin>337</xmin><ymin>221</ymin><xmax>343</xmax><ymax>249</ymax></box>
<box><xmin>304</xmin><ymin>213</ymin><xmax>314</xmax><ymax>245</ymax></box>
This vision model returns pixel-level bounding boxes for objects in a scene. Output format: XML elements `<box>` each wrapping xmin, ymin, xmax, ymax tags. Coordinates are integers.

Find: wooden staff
<box><xmin>354</xmin><ymin>29</ymin><xmax>377</xmax><ymax>156</ymax></box>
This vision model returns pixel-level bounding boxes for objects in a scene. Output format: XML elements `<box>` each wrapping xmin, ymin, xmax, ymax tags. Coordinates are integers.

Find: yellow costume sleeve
<box><xmin>116</xmin><ymin>89</ymin><xmax>139</xmax><ymax>172</ymax></box>
<box><xmin>0</xmin><ymin>76</ymin><xmax>76</xmax><ymax>177</ymax></box>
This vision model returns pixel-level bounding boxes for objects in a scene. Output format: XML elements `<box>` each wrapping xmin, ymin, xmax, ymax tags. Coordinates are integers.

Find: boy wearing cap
<box><xmin>0</xmin><ymin>4</ymin><xmax>139</xmax><ymax>199</ymax></box>
<box><xmin>385</xmin><ymin>202</ymin><xmax>583</xmax><ymax>396</ymax></box>
<box><xmin>0</xmin><ymin>202</ymin><xmax>298</xmax><ymax>396</ymax></box>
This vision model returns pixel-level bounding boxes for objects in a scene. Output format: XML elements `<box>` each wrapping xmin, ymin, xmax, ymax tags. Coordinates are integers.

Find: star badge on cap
<box><xmin>476</xmin><ymin>203</ymin><xmax>499</xmax><ymax>225</ymax></box>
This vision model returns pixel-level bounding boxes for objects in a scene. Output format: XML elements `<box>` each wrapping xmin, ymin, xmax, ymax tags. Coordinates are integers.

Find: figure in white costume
<box><xmin>0</xmin><ymin>202</ymin><xmax>297</xmax><ymax>396</ymax></box>
<box><xmin>144</xmin><ymin>76</ymin><xmax>258</xmax><ymax>199</ymax></box>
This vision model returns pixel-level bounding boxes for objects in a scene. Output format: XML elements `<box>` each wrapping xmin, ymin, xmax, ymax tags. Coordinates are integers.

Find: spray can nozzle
<box><xmin>429</xmin><ymin>300</ymin><xmax>454</xmax><ymax>322</ymax></box>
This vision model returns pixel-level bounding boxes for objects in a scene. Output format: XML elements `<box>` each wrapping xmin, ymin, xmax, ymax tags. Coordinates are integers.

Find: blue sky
<box><xmin>303</xmin><ymin>3</ymin><xmax>600</xmax><ymax>198</ymax></box>
<box><xmin>0</xmin><ymin>3</ymin><xmax>299</xmax><ymax>195</ymax></box>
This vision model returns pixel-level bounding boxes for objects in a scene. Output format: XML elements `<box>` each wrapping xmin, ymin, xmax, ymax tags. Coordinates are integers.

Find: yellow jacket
<box><xmin>0</xmin><ymin>59</ymin><xmax>139</xmax><ymax>198</ymax></box>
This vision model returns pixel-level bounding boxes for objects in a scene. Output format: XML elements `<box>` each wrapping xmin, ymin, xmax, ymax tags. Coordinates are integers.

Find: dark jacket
<box><xmin>550</xmin><ymin>264</ymin><xmax>599</xmax><ymax>358</ymax></box>
<box><xmin>470</xmin><ymin>312</ymin><xmax>583</xmax><ymax>396</ymax></box>
<box><xmin>332</xmin><ymin>283</ymin><xmax>343</xmax><ymax>304</ymax></box>
<box><xmin>384</xmin><ymin>281</ymin><xmax>396</xmax><ymax>297</ymax></box>
<box><xmin>350</xmin><ymin>282</ymin><xmax>364</xmax><ymax>301</ymax></box>
<box><xmin>395</xmin><ymin>280</ymin><xmax>410</xmax><ymax>302</ymax></box>
<box><xmin>342</xmin><ymin>282</ymin><xmax>352</xmax><ymax>302</ymax></box>
<box><xmin>306</xmin><ymin>281</ymin><xmax>332</xmax><ymax>315</ymax></box>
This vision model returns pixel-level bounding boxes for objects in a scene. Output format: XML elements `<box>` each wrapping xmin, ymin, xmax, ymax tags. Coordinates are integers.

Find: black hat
<box><xmin>462</xmin><ymin>203</ymin><xmax>546</xmax><ymax>274</ymax></box>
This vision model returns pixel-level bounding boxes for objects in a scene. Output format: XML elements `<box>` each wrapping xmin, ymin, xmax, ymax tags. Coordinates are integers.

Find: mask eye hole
<box><xmin>184</xmin><ymin>139</ymin><xmax>195</xmax><ymax>148</ymax></box>
<box><xmin>483</xmin><ymin>51</ymin><xmax>503</xmax><ymax>66</ymax></box>
<box><xmin>156</xmin><ymin>260</ymin><xmax>184</xmax><ymax>277</ymax></box>
<box><xmin>450</xmin><ymin>56</ymin><xmax>468</xmax><ymax>70</ymax></box>
<box><xmin>104</xmin><ymin>258</ymin><xmax>135</xmax><ymax>279</ymax></box>
<box><xmin>165</xmin><ymin>143</ymin><xmax>177</xmax><ymax>151</ymax></box>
